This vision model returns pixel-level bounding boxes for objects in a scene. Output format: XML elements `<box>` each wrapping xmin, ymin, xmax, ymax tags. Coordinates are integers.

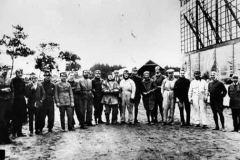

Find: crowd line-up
<box><xmin>0</xmin><ymin>65</ymin><xmax>240</xmax><ymax>144</ymax></box>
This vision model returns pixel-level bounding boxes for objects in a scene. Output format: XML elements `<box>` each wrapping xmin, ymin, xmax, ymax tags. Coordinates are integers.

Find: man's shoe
<box><xmin>213</xmin><ymin>127</ymin><xmax>220</xmax><ymax>131</ymax></box>
<box><xmin>68</xmin><ymin>128</ymin><xmax>75</xmax><ymax>131</ymax></box>
<box><xmin>35</xmin><ymin>130</ymin><xmax>40</xmax><ymax>135</ymax></box>
<box><xmin>29</xmin><ymin>132</ymin><xmax>33</xmax><ymax>137</ymax></box>
<box><xmin>80</xmin><ymin>125</ymin><xmax>87</xmax><ymax>129</ymax></box>
<box><xmin>231</xmin><ymin>130</ymin><xmax>238</xmax><ymax>132</ymax></box>
<box><xmin>180</xmin><ymin>123</ymin><xmax>186</xmax><ymax>127</ymax></box>
<box><xmin>98</xmin><ymin>120</ymin><xmax>105</xmax><ymax>124</ymax></box>
<box><xmin>4</xmin><ymin>138</ymin><xmax>14</xmax><ymax>144</ymax></box>
<box><xmin>18</xmin><ymin>133</ymin><xmax>26</xmax><ymax>137</ymax></box>
<box><xmin>12</xmin><ymin>134</ymin><xmax>17</xmax><ymax>139</ymax></box>
<box><xmin>129</xmin><ymin>122</ymin><xmax>133</xmax><ymax>125</ymax></box>
<box><xmin>221</xmin><ymin>128</ymin><xmax>226</xmax><ymax>132</ymax></box>
<box><xmin>87</xmin><ymin>123</ymin><xmax>94</xmax><ymax>126</ymax></box>
<box><xmin>134</xmin><ymin>120</ymin><xmax>140</xmax><ymax>124</ymax></box>
<box><xmin>48</xmin><ymin>129</ymin><xmax>53</xmax><ymax>133</ymax></box>
<box><xmin>121</xmin><ymin>121</ymin><xmax>126</xmax><ymax>124</ymax></box>
<box><xmin>195</xmin><ymin>124</ymin><xmax>200</xmax><ymax>127</ymax></box>
<box><xmin>202</xmin><ymin>125</ymin><xmax>208</xmax><ymax>129</ymax></box>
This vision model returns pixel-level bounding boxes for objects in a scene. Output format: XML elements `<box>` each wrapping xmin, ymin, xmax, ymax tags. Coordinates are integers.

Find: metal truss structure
<box><xmin>180</xmin><ymin>0</ymin><xmax>240</xmax><ymax>54</ymax></box>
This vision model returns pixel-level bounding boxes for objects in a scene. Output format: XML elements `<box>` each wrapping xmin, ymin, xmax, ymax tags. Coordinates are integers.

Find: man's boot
<box><xmin>98</xmin><ymin>117</ymin><xmax>105</xmax><ymax>124</ymax></box>
<box><xmin>105</xmin><ymin>114</ymin><xmax>110</xmax><ymax>125</ymax></box>
<box><xmin>80</xmin><ymin>123</ymin><xmax>87</xmax><ymax>129</ymax></box>
<box><xmin>95</xmin><ymin>117</ymin><xmax>98</xmax><ymax>125</ymax></box>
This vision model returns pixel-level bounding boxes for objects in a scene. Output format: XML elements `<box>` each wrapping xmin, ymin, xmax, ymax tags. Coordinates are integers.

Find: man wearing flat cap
<box><xmin>42</xmin><ymin>71</ymin><xmax>55</xmax><ymax>133</ymax></box>
<box><xmin>161</xmin><ymin>69</ymin><xmax>176</xmax><ymax>125</ymax></box>
<box><xmin>188</xmin><ymin>70</ymin><xmax>208</xmax><ymax>129</ymax></box>
<box><xmin>0</xmin><ymin>65</ymin><xmax>13</xmax><ymax>143</ymax></box>
<box><xmin>228</xmin><ymin>74</ymin><xmax>240</xmax><ymax>132</ymax></box>
<box><xmin>129</xmin><ymin>67</ymin><xmax>142</xmax><ymax>123</ymax></box>
<box><xmin>10</xmin><ymin>69</ymin><xmax>28</xmax><ymax>138</ymax></box>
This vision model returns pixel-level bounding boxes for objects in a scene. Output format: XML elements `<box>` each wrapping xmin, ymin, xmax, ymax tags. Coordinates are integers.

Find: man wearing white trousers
<box><xmin>188</xmin><ymin>71</ymin><xmax>208</xmax><ymax>129</ymax></box>
<box><xmin>119</xmin><ymin>70</ymin><xmax>136</xmax><ymax>124</ymax></box>
<box><xmin>161</xmin><ymin>69</ymin><xmax>176</xmax><ymax>125</ymax></box>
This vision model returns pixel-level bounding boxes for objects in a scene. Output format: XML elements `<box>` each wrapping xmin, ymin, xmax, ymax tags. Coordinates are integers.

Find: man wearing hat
<box><xmin>25</xmin><ymin>73</ymin><xmax>46</xmax><ymax>136</ymax></box>
<box><xmin>42</xmin><ymin>71</ymin><xmax>55</xmax><ymax>132</ymax></box>
<box><xmin>152</xmin><ymin>66</ymin><xmax>165</xmax><ymax>123</ymax></box>
<box><xmin>141</xmin><ymin>71</ymin><xmax>157</xmax><ymax>124</ymax></box>
<box><xmin>0</xmin><ymin>65</ymin><xmax>13</xmax><ymax>143</ymax></box>
<box><xmin>119</xmin><ymin>70</ymin><xmax>136</xmax><ymax>124</ymax></box>
<box><xmin>188</xmin><ymin>71</ymin><xmax>208</xmax><ymax>129</ymax></box>
<box><xmin>10</xmin><ymin>69</ymin><xmax>28</xmax><ymax>138</ymax></box>
<box><xmin>92</xmin><ymin>70</ymin><xmax>104</xmax><ymax>124</ymax></box>
<box><xmin>161</xmin><ymin>69</ymin><xmax>177</xmax><ymax>125</ymax></box>
<box><xmin>55</xmin><ymin>72</ymin><xmax>74</xmax><ymax>131</ymax></box>
<box><xmin>79</xmin><ymin>70</ymin><xmax>94</xmax><ymax>127</ymax></box>
<box><xmin>228</xmin><ymin>74</ymin><xmax>240</xmax><ymax>132</ymax></box>
<box><xmin>129</xmin><ymin>67</ymin><xmax>142</xmax><ymax>123</ymax></box>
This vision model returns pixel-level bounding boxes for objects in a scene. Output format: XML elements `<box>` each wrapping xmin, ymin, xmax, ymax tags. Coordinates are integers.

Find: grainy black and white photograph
<box><xmin>1</xmin><ymin>0</ymin><xmax>240</xmax><ymax>159</ymax></box>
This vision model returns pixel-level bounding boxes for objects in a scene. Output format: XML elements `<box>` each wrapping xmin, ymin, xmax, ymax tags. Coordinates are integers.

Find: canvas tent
<box><xmin>138</xmin><ymin>60</ymin><xmax>164</xmax><ymax>77</ymax></box>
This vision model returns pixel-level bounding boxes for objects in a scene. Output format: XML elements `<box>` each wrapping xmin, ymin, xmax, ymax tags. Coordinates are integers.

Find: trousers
<box><xmin>192</xmin><ymin>95</ymin><xmax>207</xmax><ymax>125</ymax></box>
<box><xmin>121</xmin><ymin>91</ymin><xmax>133</xmax><ymax>123</ymax></box>
<box><xmin>105</xmin><ymin>105</ymin><xmax>118</xmax><ymax>122</ymax></box>
<box><xmin>81</xmin><ymin>98</ymin><xmax>93</xmax><ymax>124</ymax></box>
<box><xmin>59</xmin><ymin>106</ymin><xmax>73</xmax><ymax>130</ymax></box>
<box><xmin>163</xmin><ymin>90</ymin><xmax>175</xmax><ymax>123</ymax></box>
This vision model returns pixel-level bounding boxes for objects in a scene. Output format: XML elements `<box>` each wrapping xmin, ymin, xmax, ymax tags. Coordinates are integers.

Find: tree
<box><xmin>58</xmin><ymin>51</ymin><xmax>81</xmax><ymax>71</ymax></box>
<box><xmin>0</xmin><ymin>25</ymin><xmax>35</xmax><ymax>77</ymax></box>
<box><xmin>90</xmin><ymin>63</ymin><xmax>124</xmax><ymax>79</ymax></box>
<box><xmin>35</xmin><ymin>43</ymin><xmax>59</xmax><ymax>75</ymax></box>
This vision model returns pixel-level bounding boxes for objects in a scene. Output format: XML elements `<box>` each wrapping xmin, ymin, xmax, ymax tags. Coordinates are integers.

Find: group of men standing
<box><xmin>1</xmin><ymin>64</ymin><xmax>240</xmax><ymax>144</ymax></box>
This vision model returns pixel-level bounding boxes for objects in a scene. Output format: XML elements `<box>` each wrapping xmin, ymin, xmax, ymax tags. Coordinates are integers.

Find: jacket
<box><xmin>0</xmin><ymin>75</ymin><xmax>12</xmax><ymax>101</ymax></box>
<box><xmin>141</xmin><ymin>79</ymin><xmax>157</xmax><ymax>101</ymax></box>
<box><xmin>208</xmin><ymin>80</ymin><xmax>227</xmax><ymax>99</ymax></box>
<box><xmin>130</xmin><ymin>74</ymin><xmax>142</xmax><ymax>100</ymax></box>
<box><xmin>55</xmin><ymin>81</ymin><xmax>74</xmax><ymax>106</ymax></box>
<box><xmin>101</xmin><ymin>80</ymin><xmax>119</xmax><ymax>105</ymax></box>
<box><xmin>119</xmin><ymin>78</ymin><xmax>136</xmax><ymax>99</ymax></box>
<box><xmin>188</xmin><ymin>79</ymin><xmax>208</xmax><ymax>101</ymax></box>
<box><xmin>68</xmin><ymin>80</ymin><xmax>81</xmax><ymax>105</ymax></box>
<box><xmin>92</xmin><ymin>78</ymin><xmax>103</xmax><ymax>102</ymax></box>
<box><xmin>79</xmin><ymin>78</ymin><xmax>93</xmax><ymax>100</ymax></box>
<box><xmin>174</xmin><ymin>77</ymin><xmax>190</xmax><ymax>102</ymax></box>
<box><xmin>228</xmin><ymin>82</ymin><xmax>240</xmax><ymax>109</ymax></box>
<box><xmin>25</xmin><ymin>82</ymin><xmax>46</xmax><ymax>108</ymax></box>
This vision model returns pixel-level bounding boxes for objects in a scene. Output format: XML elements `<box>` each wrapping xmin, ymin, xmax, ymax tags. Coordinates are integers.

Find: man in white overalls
<box><xmin>188</xmin><ymin>71</ymin><xmax>208</xmax><ymax>129</ymax></box>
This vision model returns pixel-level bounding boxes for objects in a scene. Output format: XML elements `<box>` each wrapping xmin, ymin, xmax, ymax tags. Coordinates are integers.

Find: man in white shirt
<box><xmin>188</xmin><ymin>71</ymin><xmax>208</xmax><ymax>129</ymax></box>
<box><xmin>119</xmin><ymin>70</ymin><xmax>136</xmax><ymax>124</ymax></box>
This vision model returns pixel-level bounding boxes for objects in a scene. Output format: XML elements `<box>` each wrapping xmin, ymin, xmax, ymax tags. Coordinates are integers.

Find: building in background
<box><xmin>180</xmin><ymin>0</ymin><xmax>240</xmax><ymax>81</ymax></box>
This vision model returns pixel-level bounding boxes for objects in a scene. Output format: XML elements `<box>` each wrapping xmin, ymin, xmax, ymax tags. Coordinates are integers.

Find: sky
<box><xmin>0</xmin><ymin>0</ymin><xmax>182</xmax><ymax>73</ymax></box>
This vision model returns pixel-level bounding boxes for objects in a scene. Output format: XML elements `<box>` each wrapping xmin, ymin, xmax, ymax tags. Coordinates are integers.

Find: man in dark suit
<box><xmin>129</xmin><ymin>67</ymin><xmax>142</xmax><ymax>123</ymax></box>
<box><xmin>174</xmin><ymin>69</ymin><xmax>191</xmax><ymax>126</ymax></box>
<box><xmin>25</xmin><ymin>73</ymin><xmax>46</xmax><ymax>136</ymax></box>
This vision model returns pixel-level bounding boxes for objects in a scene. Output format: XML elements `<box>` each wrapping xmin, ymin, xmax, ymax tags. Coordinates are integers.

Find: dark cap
<box><xmin>60</xmin><ymin>72</ymin><xmax>67</xmax><ymax>77</ymax></box>
<box><xmin>15</xmin><ymin>68</ymin><xmax>23</xmax><ymax>74</ymax></box>
<box><xmin>123</xmin><ymin>70</ymin><xmax>129</xmax><ymax>74</ymax></box>
<box><xmin>194</xmin><ymin>71</ymin><xmax>201</xmax><ymax>75</ymax></box>
<box><xmin>132</xmin><ymin>67</ymin><xmax>138</xmax><ymax>72</ymax></box>
<box><xmin>44</xmin><ymin>72</ymin><xmax>51</xmax><ymax>77</ymax></box>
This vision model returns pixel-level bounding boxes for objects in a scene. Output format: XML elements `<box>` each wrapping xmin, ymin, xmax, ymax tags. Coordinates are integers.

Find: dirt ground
<box><xmin>1</xmin><ymin>102</ymin><xmax>240</xmax><ymax>160</ymax></box>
